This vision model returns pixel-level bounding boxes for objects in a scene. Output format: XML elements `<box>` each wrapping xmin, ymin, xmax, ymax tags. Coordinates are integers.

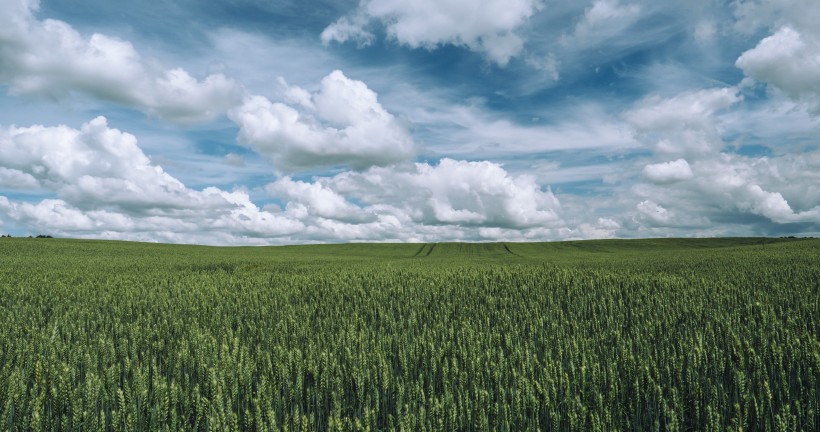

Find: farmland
<box><xmin>0</xmin><ymin>237</ymin><xmax>818</xmax><ymax>431</ymax></box>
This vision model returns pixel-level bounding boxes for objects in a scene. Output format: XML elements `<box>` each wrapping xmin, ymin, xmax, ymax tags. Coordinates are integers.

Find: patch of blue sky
<box><xmin>345</xmin><ymin>196</ymin><xmax>368</xmax><ymax>209</ymax></box>
<box><xmin>0</xmin><ymin>190</ymin><xmax>54</xmax><ymax>202</ymax></box>
<box><xmin>503</xmin><ymin>148</ymin><xmax>648</xmax><ymax>168</ymax></box>
<box><xmin>202</xmin><ymin>0</ymin><xmax>356</xmax><ymax>38</ymax></box>
<box><xmin>722</xmin><ymin>115</ymin><xmax>820</xmax><ymax>155</ymax></box>
<box><xmin>247</xmin><ymin>195</ymin><xmax>287</xmax><ymax>212</ymax></box>
<box><xmin>552</xmin><ymin>179</ymin><xmax>607</xmax><ymax>196</ymax></box>
<box><xmin>345</xmin><ymin>43</ymin><xmax>494</xmax><ymax>95</ymax></box>
<box><xmin>0</xmin><ymin>88</ymin><xmax>98</xmax><ymax>128</ymax></box>
<box><xmin>414</xmin><ymin>155</ymin><xmax>445</xmax><ymax>167</ymax></box>
<box><xmin>188</xmin><ymin>127</ymin><xmax>249</xmax><ymax>157</ymax></box>
<box><xmin>730</xmin><ymin>144</ymin><xmax>774</xmax><ymax>158</ymax></box>
<box><xmin>0</xmin><ymin>225</ymin><xmax>27</xmax><ymax>237</ymax></box>
<box><xmin>38</xmin><ymin>0</ymin><xmax>206</xmax><ymax>54</ymax></box>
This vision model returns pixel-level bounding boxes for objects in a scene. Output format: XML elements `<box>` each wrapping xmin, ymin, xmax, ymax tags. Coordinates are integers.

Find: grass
<box><xmin>0</xmin><ymin>237</ymin><xmax>818</xmax><ymax>431</ymax></box>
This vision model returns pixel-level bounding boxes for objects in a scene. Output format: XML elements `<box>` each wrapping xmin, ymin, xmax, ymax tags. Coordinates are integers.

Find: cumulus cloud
<box><xmin>0</xmin><ymin>167</ymin><xmax>40</xmax><ymax>189</ymax></box>
<box><xmin>328</xmin><ymin>158</ymin><xmax>562</xmax><ymax>229</ymax></box>
<box><xmin>764</xmin><ymin>151</ymin><xmax>820</xmax><ymax>213</ymax></box>
<box><xmin>1</xmin><ymin>198</ymin><xmax>107</xmax><ymax>232</ymax></box>
<box><xmin>621</xmin><ymin>86</ymin><xmax>820</xmax><ymax>234</ymax></box>
<box><xmin>229</xmin><ymin>70</ymin><xmax>416</xmax><ymax>172</ymax></box>
<box><xmin>691</xmin><ymin>156</ymin><xmax>820</xmax><ymax>224</ymax></box>
<box><xmin>635</xmin><ymin>200</ymin><xmax>672</xmax><ymax>226</ymax></box>
<box><xmin>624</xmin><ymin>87</ymin><xmax>820</xmax><ymax>231</ymax></box>
<box><xmin>255</xmin><ymin>158</ymin><xmax>567</xmax><ymax>242</ymax></box>
<box><xmin>232</xmin><ymin>158</ymin><xmax>564</xmax><ymax>242</ymax></box>
<box><xmin>624</xmin><ymin>88</ymin><xmax>741</xmax><ymax>155</ymax></box>
<box><xmin>573</xmin><ymin>217</ymin><xmax>621</xmax><ymax>239</ymax></box>
<box><xmin>0</xmin><ymin>117</ymin><xmax>311</xmax><ymax>244</ymax></box>
<box><xmin>0</xmin><ymin>193</ymin><xmax>306</xmax><ymax>244</ymax></box>
<box><xmin>0</xmin><ymin>0</ymin><xmax>242</xmax><ymax>124</ymax></box>
<box><xmin>318</xmin><ymin>15</ymin><xmax>374</xmax><ymax>47</ymax></box>
<box><xmin>736</xmin><ymin>27</ymin><xmax>820</xmax><ymax>114</ymax></box>
<box><xmin>0</xmin><ymin>115</ymin><xmax>570</xmax><ymax>243</ymax></box>
<box><xmin>207</xmin><ymin>189</ymin><xmax>305</xmax><ymax>237</ymax></box>
<box><xmin>0</xmin><ymin>117</ymin><xmax>228</xmax><ymax>212</ymax></box>
<box><xmin>732</xmin><ymin>0</ymin><xmax>820</xmax><ymax>114</ymax></box>
<box><xmin>267</xmin><ymin>177</ymin><xmax>374</xmax><ymax>224</ymax></box>
<box><xmin>322</xmin><ymin>0</ymin><xmax>543</xmax><ymax>65</ymax></box>
<box><xmin>642</xmin><ymin>159</ymin><xmax>693</xmax><ymax>184</ymax></box>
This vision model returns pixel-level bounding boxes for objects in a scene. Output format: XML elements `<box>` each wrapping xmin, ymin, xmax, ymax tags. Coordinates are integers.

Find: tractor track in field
<box><xmin>502</xmin><ymin>243</ymin><xmax>523</xmax><ymax>257</ymax></box>
<box><xmin>412</xmin><ymin>243</ymin><xmax>437</xmax><ymax>257</ymax></box>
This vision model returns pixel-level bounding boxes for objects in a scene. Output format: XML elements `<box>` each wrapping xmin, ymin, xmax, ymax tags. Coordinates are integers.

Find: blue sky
<box><xmin>1</xmin><ymin>0</ymin><xmax>819</xmax><ymax>244</ymax></box>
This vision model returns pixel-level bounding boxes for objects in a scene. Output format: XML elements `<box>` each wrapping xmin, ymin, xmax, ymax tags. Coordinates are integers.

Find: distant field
<box><xmin>1</xmin><ymin>237</ymin><xmax>818</xmax><ymax>431</ymax></box>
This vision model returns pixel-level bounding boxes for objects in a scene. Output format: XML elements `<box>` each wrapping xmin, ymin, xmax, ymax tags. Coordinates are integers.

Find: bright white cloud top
<box><xmin>0</xmin><ymin>0</ymin><xmax>818</xmax><ymax>244</ymax></box>
<box><xmin>0</xmin><ymin>0</ymin><xmax>241</xmax><ymax>124</ymax></box>
<box><xmin>229</xmin><ymin>71</ymin><xmax>416</xmax><ymax>172</ymax></box>
<box><xmin>321</xmin><ymin>0</ymin><xmax>542</xmax><ymax>65</ymax></box>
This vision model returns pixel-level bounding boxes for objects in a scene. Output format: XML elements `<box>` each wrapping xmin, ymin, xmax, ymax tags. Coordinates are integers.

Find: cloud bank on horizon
<box><xmin>0</xmin><ymin>0</ymin><xmax>819</xmax><ymax>244</ymax></box>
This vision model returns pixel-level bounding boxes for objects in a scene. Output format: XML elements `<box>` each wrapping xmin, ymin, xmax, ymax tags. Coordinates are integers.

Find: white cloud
<box><xmin>630</xmin><ymin>152</ymin><xmax>820</xmax><ymax>230</ymax></box>
<box><xmin>574</xmin><ymin>217</ymin><xmax>621</xmax><ymax>239</ymax></box>
<box><xmin>207</xmin><ymin>189</ymin><xmax>305</xmax><ymax>237</ymax></box>
<box><xmin>630</xmin><ymin>197</ymin><xmax>711</xmax><ymax>229</ymax></box>
<box><xmin>0</xmin><ymin>0</ymin><xmax>242</xmax><ymax>124</ymax></box>
<box><xmin>721</xmin><ymin>97</ymin><xmax>820</xmax><ymax>148</ymax></box>
<box><xmin>635</xmin><ymin>200</ymin><xmax>672</xmax><ymax>226</ymax></box>
<box><xmin>3</xmin><ymin>1</ymin><xmax>819</xmax><ymax>243</ymax></box>
<box><xmin>329</xmin><ymin>158</ymin><xmax>563</xmax><ymax>229</ymax></box>
<box><xmin>733</xmin><ymin>0</ymin><xmax>820</xmax><ymax>37</ymax></box>
<box><xmin>255</xmin><ymin>159</ymin><xmax>566</xmax><ymax>242</ymax></box>
<box><xmin>624</xmin><ymin>88</ymin><xmax>741</xmax><ymax>155</ymax></box>
<box><xmin>526</xmin><ymin>54</ymin><xmax>560</xmax><ymax>81</ymax></box>
<box><xmin>691</xmin><ymin>156</ymin><xmax>820</xmax><ymax>224</ymax></box>
<box><xmin>568</xmin><ymin>0</ymin><xmax>642</xmax><ymax>46</ymax></box>
<box><xmin>0</xmin><ymin>116</ymin><xmax>572</xmax><ymax>243</ymax></box>
<box><xmin>322</xmin><ymin>0</ymin><xmax>543</xmax><ymax>65</ymax></box>
<box><xmin>736</xmin><ymin>27</ymin><xmax>820</xmax><ymax>114</ymax></box>
<box><xmin>0</xmin><ymin>117</ymin><xmax>229</xmax><ymax>211</ymax></box>
<box><xmin>1</xmin><ymin>198</ymin><xmax>98</xmax><ymax>231</ymax></box>
<box><xmin>318</xmin><ymin>15</ymin><xmax>374</xmax><ymax>47</ymax></box>
<box><xmin>642</xmin><ymin>159</ymin><xmax>693</xmax><ymax>184</ymax></box>
<box><xmin>412</xmin><ymin>102</ymin><xmax>638</xmax><ymax>158</ymax></box>
<box><xmin>0</xmin><ymin>192</ymin><xmax>307</xmax><ymax>244</ymax></box>
<box><xmin>0</xmin><ymin>117</ymin><xmax>314</xmax><ymax>244</ymax></box>
<box><xmin>623</xmin><ymin>86</ymin><xmax>820</xmax><ymax>233</ymax></box>
<box><xmin>267</xmin><ymin>177</ymin><xmax>373</xmax><ymax>224</ymax></box>
<box><xmin>0</xmin><ymin>167</ymin><xmax>40</xmax><ymax>189</ymax></box>
<box><xmin>229</xmin><ymin>70</ymin><xmax>416</xmax><ymax>172</ymax></box>
<box><xmin>224</xmin><ymin>153</ymin><xmax>245</xmax><ymax>167</ymax></box>
<box><xmin>694</xmin><ymin>20</ymin><xmax>716</xmax><ymax>43</ymax></box>
<box><xmin>732</xmin><ymin>0</ymin><xmax>820</xmax><ymax>114</ymax></box>
<box><xmin>764</xmin><ymin>152</ymin><xmax>820</xmax><ymax>212</ymax></box>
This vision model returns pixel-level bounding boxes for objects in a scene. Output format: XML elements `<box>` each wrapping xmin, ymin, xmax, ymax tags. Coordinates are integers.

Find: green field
<box><xmin>1</xmin><ymin>237</ymin><xmax>818</xmax><ymax>431</ymax></box>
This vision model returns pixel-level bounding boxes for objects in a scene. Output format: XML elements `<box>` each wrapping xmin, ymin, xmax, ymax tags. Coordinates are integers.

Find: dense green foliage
<box><xmin>0</xmin><ymin>237</ymin><xmax>818</xmax><ymax>431</ymax></box>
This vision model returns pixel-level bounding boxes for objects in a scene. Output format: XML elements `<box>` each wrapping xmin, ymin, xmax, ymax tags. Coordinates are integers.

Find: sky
<box><xmin>1</xmin><ymin>0</ymin><xmax>819</xmax><ymax>245</ymax></box>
